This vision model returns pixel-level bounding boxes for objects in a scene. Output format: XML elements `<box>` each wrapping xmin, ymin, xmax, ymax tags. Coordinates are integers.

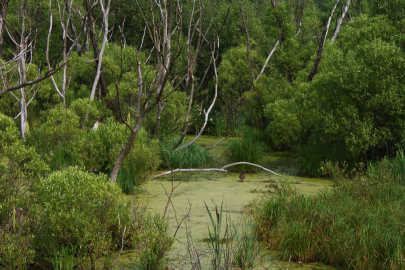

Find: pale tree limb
<box><xmin>254</xmin><ymin>40</ymin><xmax>279</xmax><ymax>83</ymax></box>
<box><xmin>89</xmin><ymin>0</ymin><xmax>111</xmax><ymax>101</ymax></box>
<box><xmin>331</xmin><ymin>0</ymin><xmax>351</xmax><ymax>42</ymax></box>
<box><xmin>0</xmin><ymin>61</ymin><xmax>67</xmax><ymax>99</ymax></box>
<box><xmin>307</xmin><ymin>0</ymin><xmax>339</xmax><ymax>82</ymax></box>
<box><xmin>294</xmin><ymin>0</ymin><xmax>305</xmax><ymax>37</ymax></box>
<box><xmin>205</xmin><ymin>135</ymin><xmax>231</xmax><ymax>150</ymax></box>
<box><xmin>152</xmin><ymin>161</ymin><xmax>287</xmax><ymax>180</ymax></box>
<box><xmin>174</xmin><ymin>46</ymin><xmax>218</xmax><ymax>151</ymax></box>
<box><xmin>46</xmin><ymin>0</ymin><xmax>81</xmax><ymax>105</ymax></box>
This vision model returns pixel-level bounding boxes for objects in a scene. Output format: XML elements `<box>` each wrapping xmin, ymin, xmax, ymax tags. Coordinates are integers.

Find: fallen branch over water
<box><xmin>151</xmin><ymin>162</ymin><xmax>288</xmax><ymax>180</ymax></box>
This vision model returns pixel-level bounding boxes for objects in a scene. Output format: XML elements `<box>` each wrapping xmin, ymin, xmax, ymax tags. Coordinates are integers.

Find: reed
<box><xmin>226</xmin><ymin>128</ymin><xmax>264</xmax><ymax>173</ymax></box>
<box><xmin>254</xmin><ymin>152</ymin><xmax>405</xmax><ymax>269</ymax></box>
<box><xmin>203</xmin><ymin>200</ymin><xmax>261</xmax><ymax>269</ymax></box>
<box><xmin>51</xmin><ymin>246</ymin><xmax>75</xmax><ymax>270</ymax></box>
<box><xmin>160</xmin><ymin>136</ymin><xmax>211</xmax><ymax>169</ymax></box>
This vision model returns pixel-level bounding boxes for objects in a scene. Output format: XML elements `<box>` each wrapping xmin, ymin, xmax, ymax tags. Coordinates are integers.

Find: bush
<box><xmin>117</xmin><ymin>129</ymin><xmax>161</xmax><ymax>193</ymax></box>
<box><xmin>33</xmin><ymin>167</ymin><xmax>132</xmax><ymax>269</ymax></box>
<box><xmin>0</xmin><ymin>114</ymin><xmax>48</xmax><ymax>269</ymax></box>
<box><xmin>132</xmin><ymin>206</ymin><xmax>173</xmax><ymax>270</ymax></box>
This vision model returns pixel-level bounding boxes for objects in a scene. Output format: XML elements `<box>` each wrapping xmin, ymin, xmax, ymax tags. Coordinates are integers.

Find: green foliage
<box><xmin>233</xmin><ymin>219</ymin><xmax>260</xmax><ymax>269</ymax></box>
<box><xmin>225</xmin><ymin>128</ymin><xmax>264</xmax><ymax>172</ymax></box>
<box><xmin>218</xmin><ymin>45</ymin><xmax>266</xmax><ymax>130</ymax></box>
<box><xmin>132</xmin><ymin>206</ymin><xmax>173</xmax><ymax>270</ymax></box>
<box><xmin>160</xmin><ymin>137</ymin><xmax>211</xmax><ymax>169</ymax></box>
<box><xmin>265</xmin><ymin>99</ymin><xmax>302</xmax><ymax>151</ymax></box>
<box><xmin>117</xmin><ymin>129</ymin><xmax>161</xmax><ymax>193</ymax></box>
<box><xmin>51</xmin><ymin>246</ymin><xmax>75</xmax><ymax>270</ymax></box>
<box><xmin>0</xmin><ymin>114</ymin><xmax>48</xmax><ymax>269</ymax></box>
<box><xmin>202</xmin><ymin>200</ymin><xmax>261</xmax><ymax>270</ymax></box>
<box><xmin>33</xmin><ymin>167</ymin><xmax>131</xmax><ymax>268</ymax></box>
<box><xmin>254</xmin><ymin>153</ymin><xmax>405</xmax><ymax>269</ymax></box>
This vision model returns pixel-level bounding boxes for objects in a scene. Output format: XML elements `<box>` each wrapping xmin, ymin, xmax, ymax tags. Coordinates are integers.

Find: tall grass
<box><xmin>203</xmin><ymin>200</ymin><xmax>261</xmax><ymax>270</ymax></box>
<box><xmin>298</xmin><ymin>141</ymin><xmax>356</xmax><ymax>176</ymax></box>
<box><xmin>226</xmin><ymin>127</ymin><xmax>264</xmax><ymax>172</ymax></box>
<box><xmin>254</xmin><ymin>151</ymin><xmax>405</xmax><ymax>269</ymax></box>
<box><xmin>51</xmin><ymin>246</ymin><xmax>75</xmax><ymax>270</ymax></box>
<box><xmin>160</xmin><ymin>136</ymin><xmax>211</xmax><ymax>169</ymax></box>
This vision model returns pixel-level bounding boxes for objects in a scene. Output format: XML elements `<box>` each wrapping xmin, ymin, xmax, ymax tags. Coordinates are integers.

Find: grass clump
<box><xmin>160</xmin><ymin>136</ymin><xmax>211</xmax><ymax>169</ymax></box>
<box><xmin>199</xmin><ymin>200</ymin><xmax>261</xmax><ymax>270</ymax></box>
<box><xmin>253</xmin><ymin>151</ymin><xmax>405</xmax><ymax>269</ymax></box>
<box><xmin>226</xmin><ymin>127</ymin><xmax>264</xmax><ymax>172</ymax></box>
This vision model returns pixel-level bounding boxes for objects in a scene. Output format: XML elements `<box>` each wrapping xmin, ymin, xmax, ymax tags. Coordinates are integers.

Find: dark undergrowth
<box><xmin>253</xmin><ymin>151</ymin><xmax>405</xmax><ymax>269</ymax></box>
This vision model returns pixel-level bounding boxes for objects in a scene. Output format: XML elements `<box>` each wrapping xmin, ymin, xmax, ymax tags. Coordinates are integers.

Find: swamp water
<box><xmin>118</xmin><ymin>137</ymin><xmax>335</xmax><ymax>270</ymax></box>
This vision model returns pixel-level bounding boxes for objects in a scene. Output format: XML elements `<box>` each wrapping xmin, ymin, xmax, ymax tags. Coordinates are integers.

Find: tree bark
<box><xmin>110</xmin><ymin>117</ymin><xmax>143</xmax><ymax>182</ymax></box>
<box><xmin>18</xmin><ymin>0</ymin><xmax>28</xmax><ymax>140</ymax></box>
<box><xmin>0</xmin><ymin>0</ymin><xmax>10</xmax><ymax>55</ymax></box>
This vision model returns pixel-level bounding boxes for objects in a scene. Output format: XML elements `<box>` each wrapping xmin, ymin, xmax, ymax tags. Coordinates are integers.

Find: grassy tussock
<box><xmin>226</xmin><ymin>128</ymin><xmax>264</xmax><ymax>173</ymax></box>
<box><xmin>160</xmin><ymin>137</ymin><xmax>211</xmax><ymax>169</ymax></box>
<box><xmin>254</xmin><ymin>151</ymin><xmax>405</xmax><ymax>269</ymax></box>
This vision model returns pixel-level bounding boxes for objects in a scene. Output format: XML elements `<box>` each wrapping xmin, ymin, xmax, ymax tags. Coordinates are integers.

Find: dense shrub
<box><xmin>0</xmin><ymin>114</ymin><xmax>49</xmax><ymax>269</ymax></box>
<box><xmin>117</xmin><ymin>129</ymin><xmax>161</xmax><ymax>193</ymax></box>
<box><xmin>33</xmin><ymin>167</ymin><xmax>132</xmax><ymax>268</ymax></box>
<box><xmin>132</xmin><ymin>206</ymin><xmax>174</xmax><ymax>270</ymax></box>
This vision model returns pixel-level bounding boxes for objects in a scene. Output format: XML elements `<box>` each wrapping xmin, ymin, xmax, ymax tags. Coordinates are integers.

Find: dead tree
<box><xmin>174</xmin><ymin>0</ymin><xmax>214</xmax><ymax>148</ymax></box>
<box><xmin>2</xmin><ymin>0</ymin><xmax>37</xmax><ymax>139</ymax></box>
<box><xmin>110</xmin><ymin>0</ymin><xmax>185</xmax><ymax>182</ymax></box>
<box><xmin>82</xmin><ymin>0</ymin><xmax>108</xmax><ymax>99</ymax></box>
<box><xmin>89</xmin><ymin>0</ymin><xmax>110</xmax><ymax>101</ymax></box>
<box><xmin>110</xmin><ymin>0</ymin><xmax>223</xmax><ymax>181</ymax></box>
<box><xmin>46</xmin><ymin>0</ymin><xmax>82</xmax><ymax>105</ymax></box>
<box><xmin>0</xmin><ymin>0</ymin><xmax>71</xmax><ymax>139</ymax></box>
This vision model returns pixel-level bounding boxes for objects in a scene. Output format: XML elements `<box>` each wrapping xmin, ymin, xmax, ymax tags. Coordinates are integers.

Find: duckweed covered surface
<box><xmin>118</xmin><ymin>136</ymin><xmax>334</xmax><ymax>269</ymax></box>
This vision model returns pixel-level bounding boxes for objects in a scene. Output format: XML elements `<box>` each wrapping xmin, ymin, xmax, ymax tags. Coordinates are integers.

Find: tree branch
<box><xmin>152</xmin><ymin>161</ymin><xmax>287</xmax><ymax>180</ymax></box>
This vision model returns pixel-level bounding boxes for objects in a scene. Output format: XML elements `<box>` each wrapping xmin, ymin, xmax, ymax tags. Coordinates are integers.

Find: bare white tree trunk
<box><xmin>331</xmin><ymin>0</ymin><xmax>351</xmax><ymax>42</ymax></box>
<box><xmin>47</xmin><ymin>0</ymin><xmax>82</xmax><ymax>106</ymax></box>
<box><xmin>18</xmin><ymin>0</ymin><xmax>28</xmax><ymax>140</ymax></box>
<box><xmin>90</xmin><ymin>0</ymin><xmax>110</xmax><ymax>101</ymax></box>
